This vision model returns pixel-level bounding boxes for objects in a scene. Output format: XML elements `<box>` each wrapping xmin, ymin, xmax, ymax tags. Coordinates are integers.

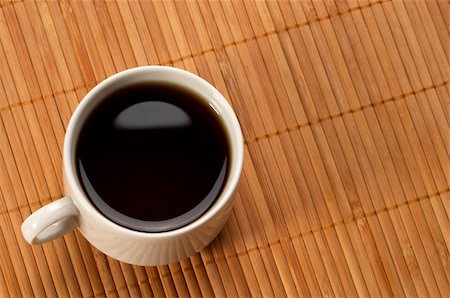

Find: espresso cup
<box><xmin>21</xmin><ymin>66</ymin><xmax>244</xmax><ymax>266</ymax></box>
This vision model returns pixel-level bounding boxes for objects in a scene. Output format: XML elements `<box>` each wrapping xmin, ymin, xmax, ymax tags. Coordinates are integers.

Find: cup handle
<box><xmin>21</xmin><ymin>197</ymin><xmax>79</xmax><ymax>244</ymax></box>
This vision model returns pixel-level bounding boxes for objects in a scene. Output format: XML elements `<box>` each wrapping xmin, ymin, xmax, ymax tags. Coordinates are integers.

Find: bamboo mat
<box><xmin>0</xmin><ymin>0</ymin><xmax>448</xmax><ymax>297</ymax></box>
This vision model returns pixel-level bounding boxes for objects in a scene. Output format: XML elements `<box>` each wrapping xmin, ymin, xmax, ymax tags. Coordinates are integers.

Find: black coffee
<box><xmin>76</xmin><ymin>83</ymin><xmax>229</xmax><ymax>232</ymax></box>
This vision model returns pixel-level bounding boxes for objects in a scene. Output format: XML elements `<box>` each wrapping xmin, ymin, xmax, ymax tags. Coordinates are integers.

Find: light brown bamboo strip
<box><xmin>222</xmin><ymin>217</ymin><xmax>264</xmax><ymax>297</ymax></box>
<box><xmin>91</xmin><ymin>2</ymin><xmax>128</xmax><ymax>72</ymax></box>
<box><xmin>374</xmin><ymin>3</ymin><xmax>450</xmax><ymax>160</ymax></box>
<box><xmin>257</xmin><ymin>139</ymin><xmax>319</xmax><ymax>296</ymax></box>
<box><xmin>296</xmin><ymin>9</ymin><xmax>388</xmax><ymax>296</ymax></box>
<box><xmin>188</xmin><ymin>255</ymin><xmax>215</xmax><ymax>297</ymax></box>
<box><xmin>239</xmin><ymin>18</ymin><xmax>358</xmax><ymax>298</ymax></box>
<box><xmin>342</xmin><ymin>2</ymin><xmax>445</xmax><ymax>296</ymax></box>
<box><xmin>51</xmin><ymin>1</ymin><xmax>95</xmax><ymax>84</ymax></box>
<box><xmin>35</xmin><ymin>3</ymin><xmax>109</xmax><ymax>296</ymax></box>
<box><xmin>65</xmin><ymin>1</ymin><xmax>106</xmax><ymax>78</ymax></box>
<box><xmin>284</xmin><ymin>128</ymin><xmax>358</xmax><ymax>296</ymax></box>
<box><xmin>290</xmin><ymin>3</ymin><xmax>406</xmax><ymax>296</ymax></box>
<box><xmin>326</xmin><ymin>1</ymin><xmax>430</xmax><ymax>296</ymax></box>
<box><xmin>71</xmin><ymin>235</ymin><xmax>106</xmax><ymax>298</ymax></box>
<box><xmin>425</xmin><ymin>0</ymin><xmax>450</xmax><ymax>62</ymax></box>
<box><xmin>379</xmin><ymin>2</ymin><xmax>450</xmax><ymax>182</ymax></box>
<box><xmin>385</xmin><ymin>0</ymin><xmax>448</xmax><ymax>237</ymax></box>
<box><xmin>404</xmin><ymin>96</ymin><xmax>450</xmax><ymax>279</ymax></box>
<box><xmin>170</xmin><ymin>18</ymin><xmax>230</xmax><ymax>108</ymax></box>
<box><xmin>17</xmin><ymin>2</ymin><xmax>72</xmax><ymax>133</ymax></box>
<box><xmin>99</xmin><ymin>0</ymin><xmax>137</xmax><ymax>69</ymax></box>
<box><xmin>280</xmin><ymin>3</ymin><xmax>382</xmax><ymax>296</ymax></box>
<box><xmin>80</xmin><ymin>1</ymin><xmax>115</xmax><ymax>77</ymax></box>
<box><xmin>338</xmin><ymin>6</ymin><xmax>436</xmax><ymax>298</ymax></box>
<box><xmin>287</xmin><ymin>1</ymin><xmax>403</xmax><ymax>296</ymax></box>
<box><xmin>196</xmin><ymin>1</ymin><xmax>264</xmax><ymax>139</ymax></box>
<box><xmin>167</xmin><ymin>263</ymin><xmax>191</xmax><ymax>297</ymax></box>
<box><xmin>247</xmin><ymin>143</ymin><xmax>305</xmax><ymax>295</ymax></box>
<box><xmin>328</xmin><ymin>2</ymin><xmax>434</xmax><ymax>296</ymax></box>
<box><xmin>435</xmin><ymin>85</ymin><xmax>450</xmax><ymax>128</ymax></box>
<box><xmin>356</xmin><ymin>0</ymin><xmax>450</xmax><ymax>287</ymax></box>
<box><xmin>1</xmin><ymin>3</ymin><xmax>63</xmax><ymax>205</ymax></box>
<box><xmin>87</xmin><ymin>251</ymin><xmax>118</xmax><ymax>298</ymax></box>
<box><xmin>161</xmin><ymin>1</ymin><xmax>193</xmax><ymax>59</ymax></box>
<box><xmin>0</xmin><ymin>131</ymin><xmax>51</xmax><ymax>297</ymax></box>
<box><xmin>228</xmin><ymin>191</ymin><xmax>282</xmax><ymax>298</ymax></box>
<box><xmin>118</xmin><ymin>263</ymin><xmax>142</xmax><ymax>298</ymax></box>
<box><xmin>144</xmin><ymin>267</ymin><xmax>165</xmax><ymax>298</ymax></box>
<box><xmin>439</xmin><ymin>192</ymin><xmax>450</xmax><ymax>230</ymax></box>
<box><xmin>2</xmin><ymin>12</ymin><xmax>79</xmax><ymax>298</ymax></box>
<box><xmin>298</xmin><ymin>8</ymin><xmax>408</xmax><ymax>296</ymax></box>
<box><xmin>399</xmin><ymin>1</ymin><xmax>446</xmax><ymax>86</ymax></box>
<box><xmin>426</xmin><ymin>188</ymin><xmax>450</xmax><ymax>252</ymax></box>
<box><xmin>2</xmin><ymin>60</ymin><xmax>68</xmax><ymax>293</ymax></box>
<box><xmin>0</xmin><ymin>263</ymin><xmax>10</xmax><ymax>298</ymax></box>
<box><xmin>379</xmin><ymin>2</ymin><xmax>433</xmax><ymax>91</ymax></box>
<box><xmin>41</xmin><ymin>1</ymin><xmax>92</xmax><ymax>115</ymax></box>
<box><xmin>307</xmin><ymin>1</ymin><xmax>411</xmax><ymax>295</ymax></box>
<box><xmin>148</xmin><ymin>1</ymin><xmax>182</xmax><ymax>64</ymax></box>
<box><xmin>0</xmin><ymin>212</ymin><xmax>31</xmax><ymax>297</ymax></box>
<box><xmin>106</xmin><ymin>257</ymin><xmax>131</xmax><ymax>298</ymax></box>
<box><xmin>0</xmin><ymin>212</ymin><xmax>43</xmax><ymax>297</ymax></box>
<box><xmin>11</xmin><ymin>3</ymin><xmax>103</xmax><ymax>297</ymax></box>
<box><xmin>360</xmin><ymin>2</ymin><xmax>450</xmax><ymax>286</ymax></box>
<box><xmin>436</xmin><ymin>0</ymin><xmax>449</xmax><ymax>32</ymax></box>
<box><xmin>209</xmin><ymin>240</ymin><xmax>241</xmax><ymax>297</ymax></box>
<box><xmin>178</xmin><ymin>259</ymin><xmax>202</xmax><ymax>298</ymax></box>
<box><xmin>114</xmin><ymin>1</ymin><xmax>154</xmax><ymax>67</ymax></box>
<box><xmin>35</xmin><ymin>1</ymin><xmax>82</xmax><ymax>94</ymax></box>
<box><xmin>411</xmin><ymin>1</ymin><xmax>449</xmax><ymax>81</ymax></box>
<box><xmin>198</xmin><ymin>247</ymin><xmax>228</xmax><ymax>297</ymax></box>
<box><xmin>412</xmin><ymin>97</ymin><xmax>450</xmax><ymax>188</ymax></box>
<box><xmin>136</xmin><ymin>1</ymin><xmax>171</xmax><ymax>65</ymax></box>
<box><xmin>0</xmin><ymin>211</ymin><xmax>21</xmax><ymax>297</ymax></box>
<box><xmin>168</xmin><ymin>262</ymin><xmax>191</xmax><ymax>297</ymax></box>
<box><xmin>156</xmin><ymin>266</ymin><xmax>179</xmax><ymax>297</ymax></box>
<box><xmin>131</xmin><ymin>266</ymin><xmax>153</xmax><ymax>298</ymax></box>
<box><xmin>250</xmin><ymin>5</ymin><xmax>358</xmax><ymax>292</ymax></box>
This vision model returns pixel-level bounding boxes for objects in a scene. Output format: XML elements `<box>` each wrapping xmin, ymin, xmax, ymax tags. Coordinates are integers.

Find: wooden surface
<box><xmin>0</xmin><ymin>0</ymin><xmax>449</xmax><ymax>297</ymax></box>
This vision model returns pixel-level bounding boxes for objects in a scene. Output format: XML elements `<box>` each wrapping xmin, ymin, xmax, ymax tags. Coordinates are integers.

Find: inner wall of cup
<box><xmin>68</xmin><ymin>69</ymin><xmax>238</xmax><ymax>232</ymax></box>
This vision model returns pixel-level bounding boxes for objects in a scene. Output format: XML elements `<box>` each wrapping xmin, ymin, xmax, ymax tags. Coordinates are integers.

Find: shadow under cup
<box><xmin>74</xmin><ymin>81</ymin><xmax>232</xmax><ymax>233</ymax></box>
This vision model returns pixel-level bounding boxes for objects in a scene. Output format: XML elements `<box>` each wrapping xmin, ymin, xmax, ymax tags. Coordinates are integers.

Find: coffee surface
<box><xmin>76</xmin><ymin>83</ymin><xmax>229</xmax><ymax>231</ymax></box>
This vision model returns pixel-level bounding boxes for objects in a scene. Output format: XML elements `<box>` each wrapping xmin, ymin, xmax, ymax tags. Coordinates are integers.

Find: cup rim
<box><xmin>64</xmin><ymin>66</ymin><xmax>244</xmax><ymax>238</ymax></box>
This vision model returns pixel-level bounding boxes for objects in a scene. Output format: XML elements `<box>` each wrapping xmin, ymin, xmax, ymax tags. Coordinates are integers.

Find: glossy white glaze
<box><xmin>21</xmin><ymin>66</ymin><xmax>244</xmax><ymax>266</ymax></box>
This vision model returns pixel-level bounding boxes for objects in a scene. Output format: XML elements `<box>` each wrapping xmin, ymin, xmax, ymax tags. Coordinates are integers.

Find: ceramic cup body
<box><xmin>21</xmin><ymin>66</ymin><xmax>244</xmax><ymax>266</ymax></box>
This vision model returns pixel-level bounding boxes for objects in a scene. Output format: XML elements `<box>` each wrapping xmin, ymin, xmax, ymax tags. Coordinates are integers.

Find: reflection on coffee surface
<box><xmin>76</xmin><ymin>83</ymin><xmax>230</xmax><ymax>232</ymax></box>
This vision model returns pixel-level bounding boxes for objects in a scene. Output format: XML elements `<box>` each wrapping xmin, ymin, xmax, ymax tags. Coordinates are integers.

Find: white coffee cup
<box><xmin>21</xmin><ymin>66</ymin><xmax>244</xmax><ymax>266</ymax></box>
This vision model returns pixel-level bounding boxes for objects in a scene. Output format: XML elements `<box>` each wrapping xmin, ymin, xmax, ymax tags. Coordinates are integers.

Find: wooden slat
<box><xmin>0</xmin><ymin>0</ymin><xmax>448</xmax><ymax>297</ymax></box>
